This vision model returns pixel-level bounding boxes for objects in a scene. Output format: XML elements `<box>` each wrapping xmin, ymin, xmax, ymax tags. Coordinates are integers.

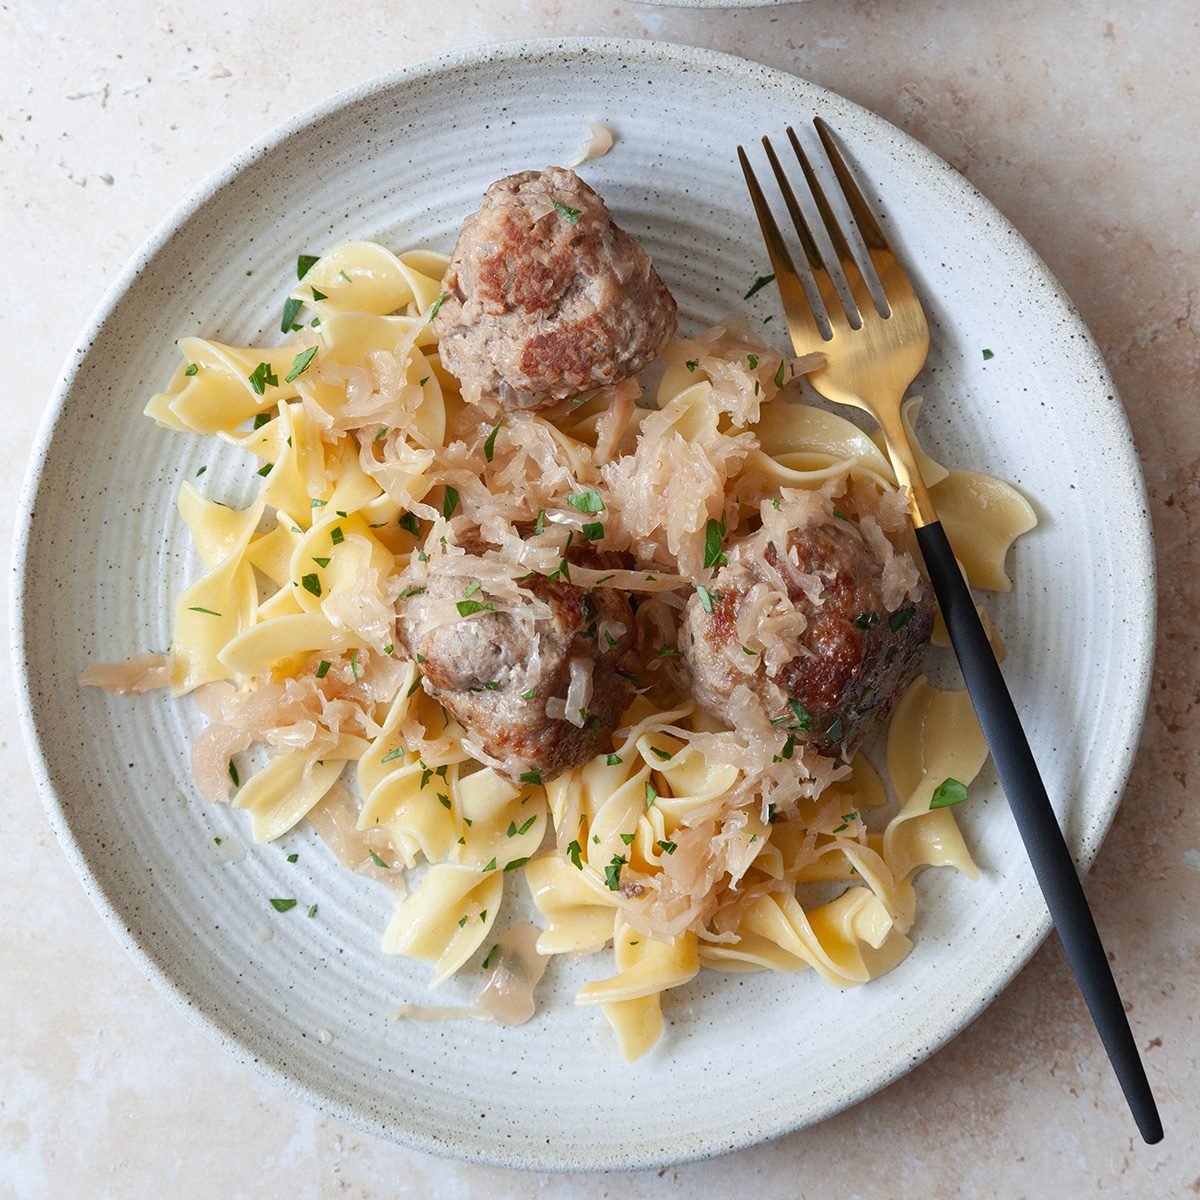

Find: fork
<box><xmin>739</xmin><ymin>120</ymin><xmax>1162</xmax><ymax>1145</ymax></box>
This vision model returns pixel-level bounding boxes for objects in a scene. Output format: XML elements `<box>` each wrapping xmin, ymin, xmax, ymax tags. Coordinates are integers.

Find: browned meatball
<box><xmin>681</xmin><ymin>518</ymin><xmax>934</xmax><ymax>758</ymax></box>
<box><xmin>432</xmin><ymin>167</ymin><xmax>677</xmax><ymax>411</ymax></box>
<box><xmin>395</xmin><ymin>553</ymin><xmax>636</xmax><ymax>781</ymax></box>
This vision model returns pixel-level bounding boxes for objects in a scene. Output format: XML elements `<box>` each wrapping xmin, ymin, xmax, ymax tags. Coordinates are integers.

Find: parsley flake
<box><xmin>567</xmin><ymin>490</ymin><xmax>605</xmax><ymax>514</ymax></box>
<box><xmin>187</xmin><ymin>606</ymin><xmax>221</xmax><ymax>617</ymax></box>
<box><xmin>657</xmin><ymin>840</ymin><xmax>677</xmax><ymax>855</ymax></box>
<box><xmin>280</xmin><ymin>296</ymin><xmax>303</xmax><ymax>333</ymax></box>
<box><xmin>184</xmin><ymin>362</ymin><xmax>199</xmax><ymax>377</ymax></box>
<box><xmin>551</xmin><ymin>198</ymin><xmax>581</xmax><ymax>223</ymax></box>
<box><xmin>567</xmin><ymin>839</ymin><xmax>584</xmax><ymax>869</ymax></box>
<box><xmin>930</xmin><ymin>778</ymin><xmax>969</xmax><ymax>810</ymax></box>
<box><xmin>300</xmin><ymin>573</ymin><xmax>322</xmax><ymax>597</ymax></box>
<box><xmin>315</xmin><ymin>660</ymin><xmax>331</xmax><ymax>678</ymax></box>
<box><xmin>247</xmin><ymin>362</ymin><xmax>278</xmax><ymax>395</ymax></box>
<box><xmin>297</xmin><ymin>254</ymin><xmax>320</xmax><ymax>280</ymax></box>
<box><xmin>442</xmin><ymin>486</ymin><xmax>459</xmax><ymax>519</ymax></box>
<box><xmin>269</xmin><ymin>898</ymin><xmax>297</xmax><ymax>913</ymax></box>
<box><xmin>744</xmin><ymin>273</ymin><xmax>776</xmax><ymax>299</ymax></box>
<box><xmin>695</xmin><ymin>583</ymin><xmax>716</xmax><ymax>613</ymax></box>
<box><xmin>483</xmin><ymin>418</ymin><xmax>501</xmax><ymax>463</ymax></box>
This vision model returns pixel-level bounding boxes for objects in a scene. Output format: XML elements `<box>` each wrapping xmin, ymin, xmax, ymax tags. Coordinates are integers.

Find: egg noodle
<box><xmin>83</xmin><ymin>242</ymin><xmax>1037</xmax><ymax>1060</ymax></box>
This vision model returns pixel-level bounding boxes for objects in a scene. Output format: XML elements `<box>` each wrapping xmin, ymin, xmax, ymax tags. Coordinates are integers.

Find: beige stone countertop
<box><xmin>3</xmin><ymin>2</ymin><xmax>1197</xmax><ymax>1196</ymax></box>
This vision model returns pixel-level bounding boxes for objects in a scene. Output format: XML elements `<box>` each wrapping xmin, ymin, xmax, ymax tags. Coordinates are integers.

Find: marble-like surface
<box><xmin>2</xmin><ymin>1</ymin><xmax>1196</xmax><ymax>1196</ymax></box>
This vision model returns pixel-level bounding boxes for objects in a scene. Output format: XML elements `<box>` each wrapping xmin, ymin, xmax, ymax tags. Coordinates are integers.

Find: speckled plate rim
<box><xmin>12</xmin><ymin>37</ymin><xmax>1155</xmax><ymax>1172</ymax></box>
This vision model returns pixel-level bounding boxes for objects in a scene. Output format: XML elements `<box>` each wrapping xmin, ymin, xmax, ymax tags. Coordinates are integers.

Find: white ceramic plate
<box><xmin>14</xmin><ymin>39</ymin><xmax>1153</xmax><ymax>1171</ymax></box>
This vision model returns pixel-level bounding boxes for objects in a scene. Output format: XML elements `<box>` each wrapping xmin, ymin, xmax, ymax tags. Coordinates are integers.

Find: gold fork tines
<box><xmin>737</xmin><ymin>122</ymin><xmax>936</xmax><ymax>527</ymax></box>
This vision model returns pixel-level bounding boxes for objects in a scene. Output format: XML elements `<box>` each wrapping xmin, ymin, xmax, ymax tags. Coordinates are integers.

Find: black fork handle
<box><xmin>915</xmin><ymin>520</ymin><xmax>1163</xmax><ymax>1145</ymax></box>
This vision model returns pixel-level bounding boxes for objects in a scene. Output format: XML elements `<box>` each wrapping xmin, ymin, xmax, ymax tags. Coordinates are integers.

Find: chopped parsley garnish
<box><xmin>307</xmin><ymin>904</ymin><xmax>318</xmax><ymax>918</ymax></box>
<box><xmin>747</xmin><ymin>353</ymin><xmax>758</xmax><ymax>370</ymax></box>
<box><xmin>442</xmin><ymin>486</ymin><xmax>459</xmax><ymax>519</ymax></box>
<box><xmin>482</xmin><ymin>858</ymin><xmax>497</xmax><ymax>872</ymax></box>
<box><xmin>518</xmin><ymin>769</ymin><xmax>543</xmax><ymax>785</ymax></box>
<box><xmin>187</xmin><ymin>606</ymin><xmax>221</xmax><ymax>616</ymax></box>
<box><xmin>520</xmin><ymin>689</ymin><xmax>535</xmax><ymax>700</ymax></box>
<box><xmin>248</xmin><ymin>362</ymin><xmax>279</xmax><ymax>395</ymax></box>
<box><xmin>779</xmin><ymin>734</ymin><xmax>795</xmax><ymax>760</ymax></box>
<box><xmin>581</xmin><ymin>521</ymin><xmax>605</xmax><ymax>541</ymax></box>
<box><xmin>253</xmin><ymin>411</ymin><xmax>272</xmax><ymax>430</ymax></box>
<box><xmin>744</xmin><ymin>273</ymin><xmax>776</xmax><ymax>299</ymax></box>
<box><xmin>833</xmin><ymin>509</ymin><xmax>850</xmax><ymax>521</ymax></box>
<box><xmin>311</xmin><ymin>555</ymin><xmax>330</xmax><ymax>569</ymax></box>
<box><xmin>381</xmin><ymin>747</ymin><xmax>404</xmax><ymax>763</ymax></box>
<box><xmin>256</xmin><ymin>462</ymin><xmax>273</xmax><ymax>477</ymax></box>
<box><xmin>547</xmin><ymin>558</ymin><xmax>571</xmax><ymax>583</ymax></box>
<box><xmin>567</xmin><ymin>490</ymin><xmax>605</xmax><ymax>514</ymax></box>
<box><xmin>483</xmin><ymin>419</ymin><xmax>501</xmax><ymax>463</ymax></box>
<box><xmin>297</xmin><ymin>254</ymin><xmax>320</xmax><ymax>280</ymax></box>
<box><xmin>418</xmin><ymin>376</ymin><xmax>429</xmax><ymax>386</ymax></box>
<box><xmin>773</xmin><ymin>359</ymin><xmax>786</xmax><ymax>388</ymax></box>
<box><xmin>889</xmin><ymin>606</ymin><xmax>916</xmax><ymax>631</ymax></box>
<box><xmin>483</xmin><ymin>681</ymin><xmax>499</xmax><ymax>691</ymax></box>
<box><xmin>195</xmin><ymin>466</ymin><xmax>206</xmax><ymax>476</ymax></box>
<box><xmin>695</xmin><ymin>583</ymin><xmax>716</xmax><ymax>613</ymax></box>
<box><xmin>213</xmin><ymin>837</ymin><xmax>222</xmax><ymax>845</ymax></box>
<box><xmin>349</xmin><ymin>648</ymin><xmax>360</xmax><ymax>683</ymax></box>
<box><xmin>606</xmin><ymin>753</ymin><xmax>623</xmax><ymax>767</ymax></box>
<box><xmin>788</xmin><ymin>698</ymin><xmax>812</xmax><ymax>730</ymax></box>
<box><xmin>551</xmin><ymin>198</ymin><xmax>581</xmax><ymax>223</ymax></box>
<box><xmin>567</xmin><ymin>839</ymin><xmax>584</xmax><ymax>869</ymax></box>
<box><xmin>649</xmin><ymin>746</ymin><xmax>673</xmax><ymax>761</ymax></box>
<box><xmin>310</xmin><ymin>287</ymin><xmax>327</xmax><ymax>302</ymax></box>
<box><xmin>280</xmin><ymin>296</ymin><xmax>303</xmax><ymax>333</ymax></box>
<box><xmin>826</xmin><ymin>717</ymin><xmax>844</xmax><ymax>743</ymax></box>
<box><xmin>374</xmin><ymin>426</ymin><xmax>389</xmax><ymax>442</ymax></box>
<box><xmin>269</xmin><ymin>898</ymin><xmax>297</xmax><ymax>913</ymax></box>
<box><xmin>620</xmin><ymin>832</ymin><xmax>635</xmax><ymax>845</ymax></box>
<box><xmin>930</xmin><ymin>778</ymin><xmax>969</xmax><ymax>810</ymax></box>
<box><xmin>398</xmin><ymin>511</ymin><xmax>420</xmax><ymax>536</ymax></box>
<box><xmin>300</xmin><ymin>573</ymin><xmax>322</xmax><ymax>597</ymax></box>
<box><xmin>311</xmin><ymin>498</ymin><xmax>327</xmax><ymax>508</ymax></box>
<box><xmin>742</xmin><ymin>645</ymin><xmax>757</xmax><ymax>655</ymax></box>
<box><xmin>854</xmin><ymin>611</ymin><xmax>880</xmax><ymax>630</ymax></box>
<box><xmin>457</xmin><ymin>915</ymin><xmax>468</xmax><ymax>928</ymax></box>
<box><xmin>184</xmin><ymin>362</ymin><xmax>199</xmax><ymax>377</ymax></box>
<box><xmin>603</xmin><ymin>630</ymin><xmax>619</xmax><ymax>650</ymax></box>
<box><xmin>504</xmin><ymin>857</ymin><xmax>530</xmax><ymax>872</ymax></box>
<box><xmin>228</xmin><ymin>760</ymin><xmax>239</xmax><ymax>787</ymax></box>
<box><xmin>368</xmin><ymin>850</ymin><xmax>389</xmax><ymax>869</ymax></box>
<box><xmin>767</xmin><ymin>803</ymin><xmax>779</xmax><ymax>824</ymax></box>
<box><xmin>616</xmin><ymin>669</ymin><xmax>640</xmax><ymax>684</ymax></box>
<box><xmin>438</xmin><ymin>793</ymin><xmax>451</xmax><ymax>810</ymax></box>
<box><xmin>464</xmin><ymin>580</ymin><xmax>482</xmax><ymax>599</ymax></box>
<box><xmin>644</xmin><ymin>781</ymin><xmax>657</xmax><ymax>808</ymax></box>
<box><xmin>329</xmin><ymin>525</ymin><xmax>344</xmax><ymax>545</ymax></box>
<box><xmin>656</xmin><ymin>645</ymin><xmax>682</xmax><ymax>659</ymax></box>
<box><xmin>481</xmin><ymin>944</ymin><xmax>499</xmax><ymax>970</ymax></box>
<box><xmin>657</xmin><ymin>840</ymin><xmax>677</xmax><ymax>855</ymax></box>
<box><xmin>456</xmin><ymin>599</ymin><xmax>496</xmax><ymax>617</ymax></box>
<box><xmin>338</xmin><ymin>270</ymin><xmax>352</xmax><ymax>283</ymax></box>
<box><xmin>604</xmin><ymin>854</ymin><xmax>627</xmax><ymax>891</ymax></box>
<box><xmin>533</xmin><ymin>509</ymin><xmax>546</xmax><ymax>535</ymax></box>
<box><xmin>427</xmin><ymin>290</ymin><xmax>448</xmax><ymax>321</ymax></box>
<box><xmin>982</xmin><ymin>348</ymin><xmax>995</xmax><ymax>361</ymax></box>
<box><xmin>315</xmin><ymin>660</ymin><xmax>331</xmax><ymax>678</ymax></box>
<box><xmin>703</xmin><ymin>517</ymin><xmax>726</xmax><ymax>569</ymax></box>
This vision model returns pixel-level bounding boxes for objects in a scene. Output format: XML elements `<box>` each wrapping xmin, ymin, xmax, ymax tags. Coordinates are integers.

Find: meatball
<box><xmin>681</xmin><ymin>518</ymin><xmax>934</xmax><ymax>759</ymax></box>
<box><xmin>395</xmin><ymin>553</ymin><xmax>636</xmax><ymax>781</ymax></box>
<box><xmin>432</xmin><ymin>167</ymin><xmax>677</xmax><ymax>412</ymax></box>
